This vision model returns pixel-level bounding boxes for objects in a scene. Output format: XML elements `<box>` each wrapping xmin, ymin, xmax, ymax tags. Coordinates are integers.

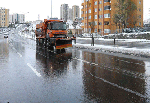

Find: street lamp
<box><xmin>51</xmin><ymin>0</ymin><xmax>52</xmax><ymax>18</ymax></box>
<box><xmin>89</xmin><ymin>22</ymin><xmax>95</xmax><ymax>46</ymax></box>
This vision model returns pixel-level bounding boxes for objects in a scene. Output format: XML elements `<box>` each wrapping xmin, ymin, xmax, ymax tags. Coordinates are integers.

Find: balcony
<box><xmin>104</xmin><ymin>18</ymin><xmax>111</xmax><ymax>21</ymax></box>
<box><xmin>104</xmin><ymin>25</ymin><xmax>111</xmax><ymax>29</ymax></box>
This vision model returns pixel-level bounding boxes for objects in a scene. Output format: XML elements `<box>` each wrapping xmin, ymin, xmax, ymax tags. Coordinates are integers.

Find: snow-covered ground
<box><xmin>11</xmin><ymin>23</ymin><xmax>150</xmax><ymax>58</ymax></box>
<box><xmin>73</xmin><ymin>38</ymin><xmax>150</xmax><ymax>58</ymax></box>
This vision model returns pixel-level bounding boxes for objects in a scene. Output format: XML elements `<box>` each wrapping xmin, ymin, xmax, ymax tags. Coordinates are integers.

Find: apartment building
<box><xmin>68</xmin><ymin>8</ymin><xmax>73</xmax><ymax>20</ymax></box>
<box><xmin>81</xmin><ymin>0</ymin><xmax>143</xmax><ymax>35</ymax></box>
<box><xmin>60</xmin><ymin>4</ymin><xmax>80</xmax><ymax>21</ymax></box>
<box><xmin>60</xmin><ymin>4</ymin><xmax>69</xmax><ymax>21</ymax></box>
<box><xmin>0</xmin><ymin>7</ymin><xmax>9</xmax><ymax>27</ymax></box>
<box><xmin>9</xmin><ymin>13</ymin><xmax>25</xmax><ymax>24</ymax></box>
<box><xmin>72</xmin><ymin>5</ymin><xmax>80</xmax><ymax>21</ymax></box>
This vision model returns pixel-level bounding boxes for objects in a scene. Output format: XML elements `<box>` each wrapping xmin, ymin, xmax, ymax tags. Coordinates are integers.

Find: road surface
<box><xmin>0</xmin><ymin>31</ymin><xmax>150</xmax><ymax>102</ymax></box>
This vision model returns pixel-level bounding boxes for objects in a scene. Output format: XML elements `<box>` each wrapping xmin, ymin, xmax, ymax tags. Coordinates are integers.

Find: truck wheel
<box><xmin>49</xmin><ymin>46</ymin><xmax>54</xmax><ymax>50</ymax></box>
<box><xmin>56</xmin><ymin>49</ymin><xmax>61</xmax><ymax>54</ymax></box>
<box><xmin>61</xmin><ymin>48</ymin><xmax>65</xmax><ymax>53</ymax></box>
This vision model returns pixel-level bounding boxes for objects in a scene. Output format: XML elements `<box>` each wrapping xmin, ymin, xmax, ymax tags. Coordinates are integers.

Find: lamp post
<box><xmin>89</xmin><ymin>22</ymin><xmax>95</xmax><ymax>46</ymax></box>
<box><xmin>73</xmin><ymin>19</ymin><xmax>78</xmax><ymax>44</ymax></box>
<box><xmin>51</xmin><ymin>0</ymin><xmax>52</xmax><ymax>18</ymax></box>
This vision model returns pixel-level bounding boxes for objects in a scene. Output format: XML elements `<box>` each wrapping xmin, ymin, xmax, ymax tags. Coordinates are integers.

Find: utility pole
<box><xmin>51</xmin><ymin>0</ymin><xmax>52</xmax><ymax>18</ymax></box>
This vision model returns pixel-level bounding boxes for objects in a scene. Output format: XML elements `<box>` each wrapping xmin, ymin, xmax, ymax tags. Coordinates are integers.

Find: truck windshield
<box><xmin>51</xmin><ymin>22</ymin><xmax>66</xmax><ymax>30</ymax></box>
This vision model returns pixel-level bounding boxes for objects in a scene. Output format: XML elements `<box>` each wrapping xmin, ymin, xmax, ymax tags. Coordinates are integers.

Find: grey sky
<box><xmin>0</xmin><ymin>0</ymin><xmax>149</xmax><ymax>21</ymax></box>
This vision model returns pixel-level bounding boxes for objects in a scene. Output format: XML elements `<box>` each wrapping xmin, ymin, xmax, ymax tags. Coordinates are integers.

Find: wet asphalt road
<box><xmin>0</xmin><ymin>31</ymin><xmax>150</xmax><ymax>103</ymax></box>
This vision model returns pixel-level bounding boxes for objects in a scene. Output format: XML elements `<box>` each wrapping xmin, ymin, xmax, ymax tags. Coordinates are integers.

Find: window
<box><xmin>139</xmin><ymin>22</ymin><xmax>141</xmax><ymax>25</ymax></box>
<box><xmin>104</xmin><ymin>6</ymin><xmax>111</xmax><ymax>10</ymax></box>
<box><xmin>99</xmin><ymin>15</ymin><xmax>103</xmax><ymax>18</ymax></box>
<box><xmin>104</xmin><ymin>14</ymin><xmax>110</xmax><ymax>18</ymax></box>
<box><xmin>99</xmin><ymin>22</ymin><xmax>102</xmax><ymax>25</ymax></box>
<box><xmin>95</xmin><ymin>8</ymin><xmax>97</xmax><ymax>12</ymax></box>
<box><xmin>82</xmin><ymin>6</ymin><xmax>84</xmax><ymax>9</ymax></box>
<box><xmin>104</xmin><ymin>0</ymin><xmax>110</xmax><ymax>3</ymax></box>
<box><xmin>95</xmin><ymin>21</ymin><xmax>97</xmax><ymax>25</ymax></box>
<box><xmin>99</xmin><ymin>8</ymin><xmax>102</xmax><ymax>11</ymax></box>
<box><xmin>139</xmin><ymin>15</ymin><xmax>141</xmax><ymax>19</ymax></box>
<box><xmin>89</xmin><ymin>9</ymin><xmax>91</xmax><ymax>13</ymax></box>
<box><xmin>89</xmin><ymin>16</ymin><xmax>91</xmax><ymax>19</ymax></box>
<box><xmin>139</xmin><ymin>1</ymin><xmax>141</xmax><ymax>4</ymax></box>
<box><xmin>139</xmin><ymin>8</ymin><xmax>141</xmax><ymax>11</ymax></box>
<box><xmin>95</xmin><ymin>15</ymin><xmax>97</xmax><ymax>19</ymax></box>
<box><xmin>99</xmin><ymin>1</ymin><xmax>102</xmax><ymax>4</ymax></box>
<box><xmin>104</xmin><ymin>29</ymin><xmax>110</xmax><ymax>33</ymax></box>
<box><xmin>104</xmin><ymin>21</ymin><xmax>109</xmax><ymax>25</ymax></box>
<box><xmin>51</xmin><ymin>22</ymin><xmax>67</xmax><ymax>30</ymax></box>
<box><xmin>94</xmin><ymin>1</ymin><xmax>97</xmax><ymax>5</ymax></box>
<box><xmin>81</xmin><ymin>11</ymin><xmax>83</xmax><ymax>14</ymax></box>
<box><xmin>95</xmin><ymin>29</ymin><xmax>97</xmax><ymax>33</ymax></box>
<box><xmin>98</xmin><ymin>29</ymin><xmax>102</xmax><ymax>32</ymax></box>
<box><xmin>89</xmin><ymin>28</ymin><xmax>91</xmax><ymax>33</ymax></box>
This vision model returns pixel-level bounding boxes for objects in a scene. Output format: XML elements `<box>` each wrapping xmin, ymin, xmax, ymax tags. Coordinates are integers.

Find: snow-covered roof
<box><xmin>67</xmin><ymin>20</ymin><xmax>82</xmax><ymax>29</ymax></box>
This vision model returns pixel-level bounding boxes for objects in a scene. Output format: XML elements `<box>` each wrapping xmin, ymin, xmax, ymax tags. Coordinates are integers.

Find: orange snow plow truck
<box><xmin>35</xmin><ymin>18</ymin><xmax>73</xmax><ymax>50</ymax></box>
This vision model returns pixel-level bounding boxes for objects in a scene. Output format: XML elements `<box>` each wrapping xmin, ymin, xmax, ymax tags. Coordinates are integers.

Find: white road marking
<box><xmin>27</xmin><ymin>63</ymin><xmax>41</xmax><ymax>77</ymax></box>
<box><xmin>17</xmin><ymin>52</ymin><xmax>22</xmax><ymax>57</ymax></box>
<box><xmin>86</xmin><ymin>70</ymin><xmax>150</xmax><ymax>99</ymax></box>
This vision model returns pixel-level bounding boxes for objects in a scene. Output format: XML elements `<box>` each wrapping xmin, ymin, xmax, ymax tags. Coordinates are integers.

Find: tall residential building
<box><xmin>68</xmin><ymin>8</ymin><xmax>73</xmax><ymax>20</ymax></box>
<box><xmin>81</xmin><ymin>0</ymin><xmax>143</xmax><ymax>35</ymax></box>
<box><xmin>72</xmin><ymin>5</ymin><xmax>80</xmax><ymax>21</ymax></box>
<box><xmin>0</xmin><ymin>7</ymin><xmax>9</xmax><ymax>27</ymax></box>
<box><xmin>60</xmin><ymin>4</ymin><xmax>69</xmax><ymax>21</ymax></box>
<box><xmin>9</xmin><ymin>13</ymin><xmax>25</xmax><ymax>24</ymax></box>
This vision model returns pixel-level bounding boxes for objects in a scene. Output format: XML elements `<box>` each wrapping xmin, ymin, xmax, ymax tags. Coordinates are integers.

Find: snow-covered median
<box><xmin>73</xmin><ymin>43</ymin><xmax>150</xmax><ymax>58</ymax></box>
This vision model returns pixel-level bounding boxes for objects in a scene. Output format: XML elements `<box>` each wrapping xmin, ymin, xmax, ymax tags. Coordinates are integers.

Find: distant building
<box><xmin>9</xmin><ymin>13</ymin><xmax>25</xmax><ymax>24</ymax></box>
<box><xmin>60</xmin><ymin>4</ymin><xmax>69</xmax><ymax>21</ymax></box>
<box><xmin>72</xmin><ymin>5</ymin><xmax>80</xmax><ymax>21</ymax></box>
<box><xmin>68</xmin><ymin>8</ymin><xmax>73</xmax><ymax>20</ymax></box>
<box><xmin>0</xmin><ymin>7</ymin><xmax>9</xmax><ymax>27</ymax></box>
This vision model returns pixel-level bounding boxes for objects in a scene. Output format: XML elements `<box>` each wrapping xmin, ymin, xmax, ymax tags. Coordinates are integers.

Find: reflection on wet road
<box><xmin>0</xmin><ymin>33</ymin><xmax>150</xmax><ymax>102</ymax></box>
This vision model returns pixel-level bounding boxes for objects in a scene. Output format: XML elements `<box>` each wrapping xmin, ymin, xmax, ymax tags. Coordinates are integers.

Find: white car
<box><xmin>4</xmin><ymin>32</ymin><xmax>9</xmax><ymax>38</ymax></box>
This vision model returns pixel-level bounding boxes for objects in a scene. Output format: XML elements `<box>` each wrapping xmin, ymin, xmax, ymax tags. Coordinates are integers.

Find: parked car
<box><xmin>4</xmin><ymin>32</ymin><xmax>9</xmax><ymax>38</ymax></box>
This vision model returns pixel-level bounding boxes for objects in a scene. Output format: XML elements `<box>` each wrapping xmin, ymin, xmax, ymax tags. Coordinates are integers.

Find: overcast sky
<box><xmin>0</xmin><ymin>0</ymin><xmax>149</xmax><ymax>21</ymax></box>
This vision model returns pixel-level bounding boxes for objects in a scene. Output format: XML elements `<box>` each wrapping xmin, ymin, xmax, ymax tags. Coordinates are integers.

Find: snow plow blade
<box><xmin>55</xmin><ymin>39</ymin><xmax>72</xmax><ymax>49</ymax></box>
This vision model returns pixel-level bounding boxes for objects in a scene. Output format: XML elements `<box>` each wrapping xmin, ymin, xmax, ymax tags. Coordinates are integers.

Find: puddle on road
<box><xmin>35</xmin><ymin>45</ymin><xmax>150</xmax><ymax>102</ymax></box>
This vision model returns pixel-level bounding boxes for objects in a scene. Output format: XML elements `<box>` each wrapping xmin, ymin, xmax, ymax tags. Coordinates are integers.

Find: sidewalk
<box><xmin>73</xmin><ymin>39</ymin><xmax>150</xmax><ymax>58</ymax></box>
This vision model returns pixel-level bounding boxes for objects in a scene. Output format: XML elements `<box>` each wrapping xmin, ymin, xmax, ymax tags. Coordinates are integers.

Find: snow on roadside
<box><xmin>73</xmin><ymin>43</ymin><xmax>150</xmax><ymax>58</ymax></box>
<box><xmin>77</xmin><ymin>37</ymin><xmax>150</xmax><ymax>43</ymax></box>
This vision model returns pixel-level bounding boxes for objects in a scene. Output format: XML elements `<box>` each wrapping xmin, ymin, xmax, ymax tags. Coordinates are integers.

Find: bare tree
<box><xmin>89</xmin><ymin>22</ymin><xmax>95</xmax><ymax>34</ymax></box>
<box><xmin>113</xmin><ymin>0</ymin><xmax>137</xmax><ymax>31</ymax></box>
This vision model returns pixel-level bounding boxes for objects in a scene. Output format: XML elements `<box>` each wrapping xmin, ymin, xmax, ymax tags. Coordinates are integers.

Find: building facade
<box><xmin>68</xmin><ymin>8</ymin><xmax>73</xmax><ymax>20</ymax></box>
<box><xmin>0</xmin><ymin>7</ymin><xmax>9</xmax><ymax>27</ymax></box>
<box><xmin>60</xmin><ymin>4</ymin><xmax>69</xmax><ymax>21</ymax></box>
<box><xmin>9</xmin><ymin>13</ymin><xmax>25</xmax><ymax>24</ymax></box>
<box><xmin>81</xmin><ymin>0</ymin><xmax>143</xmax><ymax>35</ymax></box>
<box><xmin>72</xmin><ymin>5</ymin><xmax>80</xmax><ymax>21</ymax></box>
